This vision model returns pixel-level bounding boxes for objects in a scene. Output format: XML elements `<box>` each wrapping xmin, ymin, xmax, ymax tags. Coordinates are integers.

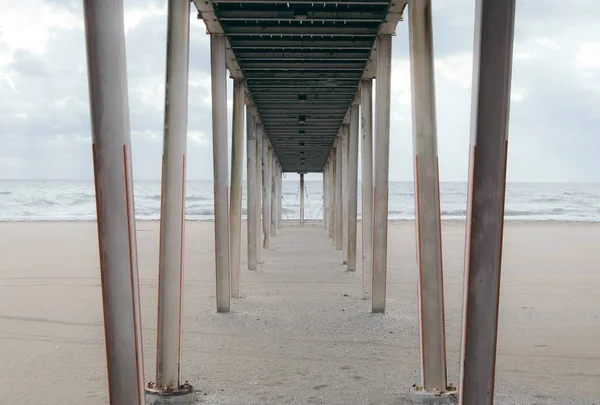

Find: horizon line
<box><xmin>1</xmin><ymin>178</ymin><xmax>598</xmax><ymax>184</ymax></box>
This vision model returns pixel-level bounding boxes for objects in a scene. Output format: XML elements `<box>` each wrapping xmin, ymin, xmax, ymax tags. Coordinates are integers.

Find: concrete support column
<box><xmin>150</xmin><ymin>0</ymin><xmax>193</xmax><ymax>400</ymax></box>
<box><xmin>342</xmin><ymin>128</ymin><xmax>349</xmax><ymax>264</ymax></box>
<box><xmin>256</xmin><ymin>125</ymin><xmax>263</xmax><ymax>263</ymax></box>
<box><xmin>278</xmin><ymin>166</ymin><xmax>283</xmax><ymax>228</ymax></box>
<box><xmin>347</xmin><ymin>105</ymin><xmax>359</xmax><ymax>272</ymax></box>
<box><xmin>361</xmin><ymin>79</ymin><xmax>374</xmax><ymax>298</ymax></box>
<box><xmin>229</xmin><ymin>79</ymin><xmax>244</xmax><ymax>298</ymax></box>
<box><xmin>459</xmin><ymin>1</ymin><xmax>516</xmax><ymax>404</ymax></box>
<box><xmin>407</xmin><ymin>1</ymin><xmax>453</xmax><ymax>401</ymax></box>
<box><xmin>372</xmin><ymin>35</ymin><xmax>392</xmax><ymax>313</ymax></box>
<box><xmin>82</xmin><ymin>1</ymin><xmax>145</xmax><ymax>403</ymax></box>
<box><xmin>246</xmin><ymin>110</ymin><xmax>257</xmax><ymax>271</ymax></box>
<box><xmin>323</xmin><ymin>167</ymin><xmax>328</xmax><ymax>229</ymax></box>
<box><xmin>335</xmin><ymin>139</ymin><xmax>343</xmax><ymax>250</ymax></box>
<box><xmin>300</xmin><ymin>173</ymin><xmax>305</xmax><ymax>226</ymax></box>
<box><xmin>210</xmin><ymin>34</ymin><xmax>230</xmax><ymax>312</ymax></box>
<box><xmin>328</xmin><ymin>155</ymin><xmax>335</xmax><ymax>240</ymax></box>
<box><xmin>271</xmin><ymin>160</ymin><xmax>278</xmax><ymax>236</ymax></box>
<box><xmin>262</xmin><ymin>137</ymin><xmax>271</xmax><ymax>248</ymax></box>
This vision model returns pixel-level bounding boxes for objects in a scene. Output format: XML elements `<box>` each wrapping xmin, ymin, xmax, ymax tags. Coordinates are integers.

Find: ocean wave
<box><xmin>530</xmin><ymin>197</ymin><xmax>562</xmax><ymax>203</ymax></box>
<box><xmin>185</xmin><ymin>207</ymin><xmax>214</xmax><ymax>216</ymax></box>
<box><xmin>187</xmin><ymin>195</ymin><xmax>210</xmax><ymax>202</ymax></box>
<box><xmin>68</xmin><ymin>197</ymin><xmax>93</xmax><ymax>206</ymax></box>
<box><xmin>141</xmin><ymin>194</ymin><xmax>211</xmax><ymax>202</ymax></box>
<box><xmin>442</xmin><ymin>209</ymin><xmax>466</xmax><ymax>216</ymax></box>
<box><xmin>0</xmin><ymin>191</ymin><xmax>12</xmax><ymax>196</ymax></box>
<box><xmin>24</xmin><ymin>198</ymin><xmax>60</xmax><ymax>207</ymax></box>
<box><xmin>505</xmin><ymin>208</ymin><xmax>569</xmax><ymax>216</ymax></box>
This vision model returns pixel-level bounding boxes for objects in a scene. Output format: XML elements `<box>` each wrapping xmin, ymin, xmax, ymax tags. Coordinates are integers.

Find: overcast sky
<box><xmin>1</xmin><ymin>0</ymin><xmax>599</xmax><ymax>182</ymax></box>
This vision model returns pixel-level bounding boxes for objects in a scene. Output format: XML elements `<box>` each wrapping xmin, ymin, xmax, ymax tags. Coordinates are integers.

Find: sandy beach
<box><xmin>0</xmin><ymin>220</ymin><xmax>599</xmax><ymax>404</ymax></box>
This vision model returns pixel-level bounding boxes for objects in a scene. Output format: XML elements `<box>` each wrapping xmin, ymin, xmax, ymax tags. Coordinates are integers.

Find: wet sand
<box><xmin>0</xmin><ymin>220</ymin><xmax>599</xmax><ymax>404</ymax></box>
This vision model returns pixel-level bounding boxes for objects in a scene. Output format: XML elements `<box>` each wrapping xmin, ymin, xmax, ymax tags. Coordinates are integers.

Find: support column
<box><xmin>300</xmin><ymin>173</ymin><xmax>305</xmax><ymax>225</ymax></box>
<box><xmin>341</xmin><ymin>126</ymin><xmax>349</xmax><ymax>264</ymax></box>
<box><xmin>150</xmin><ymin>0</ymin><xmax>193</xmax><ymax>401</ymax></box>
<box><xmin>246</xmin><ymin>110</ymin><xmax>257</xmax><ymax>271</ymax></box>
<box><xmin>459</xmin><ymin>1</ymin><xmax>516</xmax><ymax>404</ymax></box>
<box><xmin>256</xmin><ymin>125</ymin><xmax>263</xmax><ymax>263</ymax></box>
<box><xmin>271</xmin><ymin>159</ymin><xmax>278</xmax><ymax>236</ymax></box>
<box><xmin>262</xmin><ymin>137</ymin><xmax>271</xmax><ymax>248</ymax></box>
<box><xmin>329</xmin><ymin>154</ymin><xmax>334</xmax><ymax>240</ymax></box>
<box><xmin>361</xmin><ymin>79</ymin><xmax>374</xmax><ymax>298</ymax></box>
<box><xmin>323</xmin><ymin>167</ymin><xmax>328</xmax><ymax>229</ymax></box>
<box><xmin>277</xmin><ymin>166</ymin><xmax>283</xmax><ymax>229</ymax></box>
<box><xmin>210</xmin><ymin>34</ymin><xmax>230</xmax><ymax>312</ymax></box>
<box><xmin>229</xmin><ymin>79</ymin><xmax>244</xmax><ymax>298</ymax></box>
<box><xmin>335</xmin><ymin>139</ymin><xmax>343</xmax><ymax>250</ymax></box>
<box><xmin>83</xmin><ymin>1</ymin><xmax>145</xmax><ymax>403</ymax></box>
<box><xmin>372</xmin><ymin>35</ymin><xmax>392</xmax><ymax>313</ymax></box>
<box><xmin>406</xmin><ymin>1</ymin><xmax>454</xmax><ymax>402</ymax></box>
<box><xmin>347</xmin><ymin>105</ymin><xmax>359</xmax><ymax>272</ymax></box>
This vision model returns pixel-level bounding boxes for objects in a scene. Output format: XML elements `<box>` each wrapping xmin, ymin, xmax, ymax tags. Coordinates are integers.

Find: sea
<box><xmin>0</xmin><ymin>180</ymin><xmax>599</xmax><ymax>222</ymax></box>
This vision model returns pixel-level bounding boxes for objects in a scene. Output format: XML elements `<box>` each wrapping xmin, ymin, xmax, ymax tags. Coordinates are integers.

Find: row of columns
<box><xmin>84</xmin><ymin>0</ymin><xmax>515</xmax><ymax>403</ymax></box>
<box><xmin>247</xmin><ymin>118</ymin><xmax>282</xmax><ymax>269</ymax></box>
<box><xmin>321</xmin><ymin>52</ymin><xmax>387</xmax><ymax>303</ymax></box>
<box><xmin>320</xmin><ymin>0</ymin><xmax>516</xmax><ymax>403</ymax></box>
<box><xmin>83</xmin><ymin>1</ymin><xmax>286</xmax><ymax>402</ymax></box>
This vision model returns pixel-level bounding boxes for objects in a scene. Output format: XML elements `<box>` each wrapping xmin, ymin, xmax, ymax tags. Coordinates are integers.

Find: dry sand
<box><xmin>0</xmin><ymin>220</ymin><xmax>599</xmax><ymax>404</ymax></box>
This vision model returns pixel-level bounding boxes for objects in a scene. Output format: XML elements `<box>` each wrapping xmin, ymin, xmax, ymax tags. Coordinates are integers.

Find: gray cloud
<box><xmin>0</xmin><ymin>1</ymin><xmax>599</xmax><ymax>182</ymax></box>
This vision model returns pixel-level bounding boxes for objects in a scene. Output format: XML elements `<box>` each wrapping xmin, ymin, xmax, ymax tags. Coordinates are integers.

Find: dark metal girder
<box><xmin>216</xmin><ymin>10</ymin><xmax>386</xmax><ymax>21</ymax></box>
<box><xmin>253</xmin><ymin>105</ymin><xmax>352</xmax><ymax>110</ymax></box>
<box><xmin>272</xmin><ymin>134</ymin><xmax>337</xmax><ymax>137</ymax></box>
<box><xmin>237</xmin><ymin>54</ymin><xmax>369</xmax><ymax>62</ymax></box>
<box><xmin>251</xmin><ymin>95</ymin><xmax>355</xmax><ymax>101</ymax></box>
<box><xmin>239</xmin><ymin>61</ymin><xmax>366</xmax><ymax>70</ymax></box>
<box><xmin>258</xmin><ymin>105</ymin><xmax>348</xmax><ymax>112</ymax></box>
<box><xmin>271</xmin><ymin>145</ymin><xmax>335</xmax><ymax>149</ymax></box>
<box><xmin>222</xmin><ymin>21</ymin><xmax>380</xmax><ymax>34</ymax></box>
<box><xmin>247</xmin><ymin>81</ymin><xmax>359</xmax><ymax>88</ymax></box>
<box><xmin>250</xmin><ymin>88</ymin><xmax>356</xmax><ymax>94</ymax></box>
<box><xmin>264</xmin><ymin>126</ymin><xmax>341</xmax><ymax>130</ymax></box>
<box><xmin>226</xmin><ymin>30</ymin><xmax>375</xmax><ymax>37</ymax></box>
<box><xmin>244</xmin><ymin>71</ymin><xmax>361</xmax><ymax>79</ymax></box>
<box><xmin>228</xmin><ymin>39</ymin><xmax>374</xmax><ymax>49</ymax></box>
<box><xmin>213</xmin><ymin>1</ymin><xmax>389</xmax><ymax>5</ymax></box>
<box><xmin>251</xmin><ymin>99</ymin><xmax>354</xmax><ymax>105</ymax></box>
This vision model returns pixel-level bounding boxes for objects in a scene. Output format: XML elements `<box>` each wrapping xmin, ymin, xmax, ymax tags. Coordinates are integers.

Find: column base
<box><xmin>408</xmin><ymin>384</ymin><xmax>457</xmax><ymax>404</ymax></box>
<box><xmin>145</xmin><ymin>382</ymin><xmax>194</xmax><ymax>405</ymax></box>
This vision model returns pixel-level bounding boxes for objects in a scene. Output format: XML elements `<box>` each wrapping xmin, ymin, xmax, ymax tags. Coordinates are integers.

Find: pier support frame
<box><xmin>406</xmin><ymin>0</ymin><xmax>454</xmax><ymax>402</ymax></box>
<box><xmin>271</xmin><ymin>160</ymin><xmax>278</xmax><ymax>235</ymax></box>
<box><xmin>459</xmin><ymin>1</ymin><xmax>516</xmax><ymax>404</ymax></box>
<box><xmin>246</xmin><ymin>110</ymin><xmax>257</xmax><ymax>270</ymax></box>
<box><xmin>229</xmin><ymin>78</ymin><xmax>244</xmax><ymax>298</ymax></box>
<box><xmin>83</xmin><ymin>1</ymin><xmax>145</xmax><ymax>403</ymax></box>
<box><xmin>372</xmin><ymin>35</ymin><xmax>392</xmax><ymax>313</ymax></box>
<box><xmin>278</xmin><ymin>165</ymin><xmax>283</xmax><ymax>229</ymax></box>
<box><xmin>210</xmin><ymin>34</ymin><xmax>230</xmax><ymax>312</ymax></box>
<box><xmin>256</xmin><ymin>125</ymin><xmax>263</xmax><ymax>263</ymax></box>
<box><xmin>361</xmin><ymin>79</ymin><xmax>373</xmax><ymax>298</ymax></box>
<box><xmin>262</xmin><ymin>137</ymin><xmax>271</xmax><ymax>248</ymax></box>
<box><xmin>329</xmin><ymin>154</ymin><xmax>335</xmax><ymax>240</ymax></box>
<box><xmin>341</xmin><ymin>125</ymin><xmax>349</xmax><ymax>264</ymax></box>
<box><xmin>347</xmin><ymin>105</ymin><xmax>359</xmax><ymax>272</ymax></box>
<box><xmin>300</xmin><ymin>173</ymin><xmax>305</xmax><ymax>225</ymax></box>
<box><xmin>323</xmin><ymin>167</ymin><xmax>328</xmax><ymax>230</ymax></box>
<box><xmin>149</xmin><ymin>0</ymin><xmax>194</xmax><ymax>401</ymax></box>
<box><xmin>335</xmin><ymin>139</ymin><xmax>343</xmax><ymax>251</ymax></box>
